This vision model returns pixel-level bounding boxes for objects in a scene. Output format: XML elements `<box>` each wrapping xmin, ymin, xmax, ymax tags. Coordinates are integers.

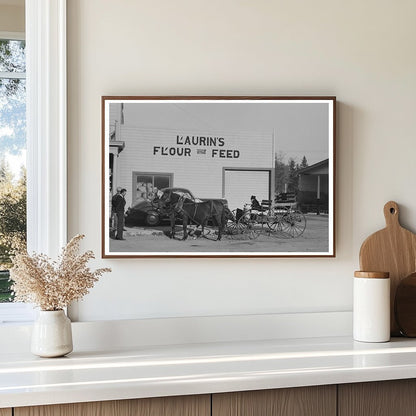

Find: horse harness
<box><xmin>174</xmin><ymin>195</ymin><xmax>221</xmax><ymax>227</ymax></box>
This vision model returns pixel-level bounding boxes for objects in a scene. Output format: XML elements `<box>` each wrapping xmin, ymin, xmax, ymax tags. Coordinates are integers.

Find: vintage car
<box><xmin>124</xmin><ymin>187</ymin><xmax>228</xmax><ymax>227</ymax></box>
<box><xmin>124</xmin><ymin>199</ymin><xmax>161</xmax><ymax>227</ymax></box>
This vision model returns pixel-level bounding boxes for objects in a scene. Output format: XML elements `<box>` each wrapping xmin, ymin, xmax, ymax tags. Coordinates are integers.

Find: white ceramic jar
<box><xmin>353</xmin><ymin>271</ymin><xmax>390</xmax><ymax>343</ymax></box>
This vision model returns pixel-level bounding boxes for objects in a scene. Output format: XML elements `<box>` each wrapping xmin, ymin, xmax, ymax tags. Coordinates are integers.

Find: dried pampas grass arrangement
<box><xmin>10</xmin><ymin>234</ymin><xmax>111</xmax><ymax>311</ymax></box>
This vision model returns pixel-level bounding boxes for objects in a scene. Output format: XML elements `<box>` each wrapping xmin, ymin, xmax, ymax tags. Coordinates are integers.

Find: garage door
<box><xmin>224</xmin><ymin>170</ymin><xmax>270</xmax><ymax>211</ymax></box>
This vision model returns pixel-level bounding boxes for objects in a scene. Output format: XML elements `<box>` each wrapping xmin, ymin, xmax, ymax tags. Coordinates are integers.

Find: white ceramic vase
<box><xmin>31</xmin><ymin>310</ymin><xmax>73</xmax><ymax>357</ymax></box>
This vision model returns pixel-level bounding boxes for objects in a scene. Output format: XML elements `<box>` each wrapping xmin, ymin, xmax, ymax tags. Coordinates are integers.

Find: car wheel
<box><xmin>145</xmin><ymin>211</ymin><xmax>160</xmax><ymax>226</ymax></box>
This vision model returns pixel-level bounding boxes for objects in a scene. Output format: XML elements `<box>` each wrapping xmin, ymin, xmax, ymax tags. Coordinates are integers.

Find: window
<box><xmin>133</xmin><ymin>172</ymin><xmax>172</xmax><ymax>202</ymax></box>
<box><xmin>0</xmin><ymin>36</ymin><xmax>27</xmax><ymax>305</ymax></box>
<box><xmin>0</xmin><ymin>0</ymin><xmax>67</xmax><ymax>324</ymax></box>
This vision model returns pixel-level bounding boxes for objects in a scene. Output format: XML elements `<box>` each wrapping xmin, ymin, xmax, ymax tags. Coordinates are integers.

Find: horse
<box><xmin>155</xmin><ymin>191</ymin><xmax>228</xmax><ymax>241</ymax></box>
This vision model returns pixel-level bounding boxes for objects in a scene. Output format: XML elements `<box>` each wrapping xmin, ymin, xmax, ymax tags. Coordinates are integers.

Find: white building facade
<box><xmin>113</xmin><ymin>126</ymin><xmax>274</xmax><ymax>211</ymax></box>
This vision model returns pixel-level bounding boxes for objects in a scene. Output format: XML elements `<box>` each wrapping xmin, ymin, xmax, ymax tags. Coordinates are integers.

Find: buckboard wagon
<box><xmin>225</xmin><ymin>198</ymin><xmax>307</xmax><ymax>240</ymax></box>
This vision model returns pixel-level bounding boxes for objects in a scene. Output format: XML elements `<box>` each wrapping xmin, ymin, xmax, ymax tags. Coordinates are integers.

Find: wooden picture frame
<box><xmin>102</xmin><ymin>96</ymin><xmax>336</xmax><ymax>258</ymax></box>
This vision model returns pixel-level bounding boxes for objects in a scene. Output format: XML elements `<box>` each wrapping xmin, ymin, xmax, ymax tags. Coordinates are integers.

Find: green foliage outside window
<box><xmin>0</xmin><ymin>39</ymin><xmax>27</xmax><ymax>302</ymax></box>
<box><xmin>0</xmin><ymin>163</ymin><xmax>26</xmax><ymax>302</ymax></box>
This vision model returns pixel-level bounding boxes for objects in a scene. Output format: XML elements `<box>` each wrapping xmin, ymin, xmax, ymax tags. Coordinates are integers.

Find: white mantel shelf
<box><xmin>2</xmin><ymin>336</ymin><xmax>416</xmax><ymax>408</ymax></box>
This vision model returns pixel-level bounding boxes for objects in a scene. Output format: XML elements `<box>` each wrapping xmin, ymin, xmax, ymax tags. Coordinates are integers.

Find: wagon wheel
<box><xmin>267</xmin><ymin>209</ymin><xmax>292</xmax><ymax>238</ymax></box>
<box><xmin>225</xmin><ymin>210</ymin><xmax>239</xmax><ymax>236</ymax></box>
<box><xmin>237</xmin><ymin>214</ymin><xmax>261</xmax><ymax>240</ymax></box>
<box><xmin>226</xmin><ymin>220</ymin><xmax>249</xmax><ymax>240</ymax></box>
<box><xmin>280</xmin><ymin>210</ymin><xmax>307</xmax><ymax>238</ymax></box>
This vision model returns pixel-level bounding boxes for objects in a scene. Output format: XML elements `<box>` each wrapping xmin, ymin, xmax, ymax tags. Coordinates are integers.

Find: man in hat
<box><xmin>250</xmin><ymin>195</ymin><xmax>262</xmax><ymax>211</ymax></box>
<box><xmin>112</xmin><ymin>188</ymin><xmax>127</xmax><ymax>240</ymax></box>
<box><xmin>110</xmin><ymin>187</ymin><xmax>121</xmax><ymax>238</ymax></box>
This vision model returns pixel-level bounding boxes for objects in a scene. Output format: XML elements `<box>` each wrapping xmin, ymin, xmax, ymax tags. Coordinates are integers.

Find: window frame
<box><xmin>0</xmin><ymin>31</ymin><xmax>24</xmax><ymax>41</ymax></box>
<box><xmin>0</xmin><ymin>0</ymin><xmax>67</xmax><ymax>324</ymax></box>
<box><xmin>132</xmin><ymin>172</ymin><xmax>173</xmax><ymax>202</ymax></box>
<box><xmin>26</xmin><ymin>0</ymin><xmax>67</xmax><ymax>257</ymax></box>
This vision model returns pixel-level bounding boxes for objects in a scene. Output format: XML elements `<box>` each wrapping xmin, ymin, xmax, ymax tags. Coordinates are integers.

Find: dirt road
<box><xmin>109</xmin><ymin>214</ymin><xmax>329</xmax><ymax>254</ymax></box>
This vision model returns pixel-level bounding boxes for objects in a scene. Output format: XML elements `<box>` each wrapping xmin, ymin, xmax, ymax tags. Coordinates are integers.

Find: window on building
<box><xmin>0</xmin><ymin>37</ymin><xmax>27</xmax><ymax>307</ymax></box>
<box><xmin>133</xmin><ymin>172</ymin><xmax>172</xmax><ymax>203</ymax></box>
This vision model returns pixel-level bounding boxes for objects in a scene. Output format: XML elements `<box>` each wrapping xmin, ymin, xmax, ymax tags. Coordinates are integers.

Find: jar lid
<box><xmin>354</xmin><ymin>271</ymin><xmax>389</xmax><ymax>279</ymax></box>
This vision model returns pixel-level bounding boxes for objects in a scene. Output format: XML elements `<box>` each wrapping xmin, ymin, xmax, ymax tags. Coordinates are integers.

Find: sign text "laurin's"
<box><xmin>152</xmin><ymin>135</ymin><xmax>240</xmax><ymax>158</ymax></box>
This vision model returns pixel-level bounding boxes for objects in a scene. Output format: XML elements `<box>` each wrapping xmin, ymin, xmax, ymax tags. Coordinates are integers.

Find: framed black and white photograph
<box><xmin>102</xmin><ymin>96</ymin><xmax>335</xmax><ymax>258</ymax></box>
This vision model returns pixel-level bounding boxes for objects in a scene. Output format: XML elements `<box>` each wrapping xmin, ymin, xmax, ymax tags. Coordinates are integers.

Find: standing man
<box><xmin>113</xmin><ymin>188</ymin><xmax>127</xmax><ymax>240</ymax></box>
<box><xmin>111</xmin><ymin>187</ymin><xmax>122</xmax><ymax>237</ymax></box>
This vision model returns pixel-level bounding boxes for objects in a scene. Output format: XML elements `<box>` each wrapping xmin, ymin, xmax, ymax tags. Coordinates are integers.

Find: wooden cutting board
<box><xmin>359</xmin><ymin>201</ymin><xmax>416</xmax><ymax>335</ymax></box>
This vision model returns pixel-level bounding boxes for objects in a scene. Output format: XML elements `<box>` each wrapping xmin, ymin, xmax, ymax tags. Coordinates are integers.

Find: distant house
<box><xmin>297</xmin><ymin>159</ymin><xmax>329</xmax><ymax>213</ymax></box>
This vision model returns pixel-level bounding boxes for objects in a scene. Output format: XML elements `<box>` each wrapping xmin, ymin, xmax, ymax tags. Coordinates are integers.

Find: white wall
<box><xmin>67</xmin><ymin>0</ymin><xmax>416</xmax><ymax>322</ymax></box>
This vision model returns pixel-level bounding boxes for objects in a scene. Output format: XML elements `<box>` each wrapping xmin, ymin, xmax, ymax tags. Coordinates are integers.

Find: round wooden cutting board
<box><xmin>359</xmin><ymin>201</ymin><xmax>416</xmax><ymax>336</ymax></box>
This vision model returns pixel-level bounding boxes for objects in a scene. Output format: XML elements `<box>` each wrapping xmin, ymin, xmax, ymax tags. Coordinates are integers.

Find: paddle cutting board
<box><xmin>359</xmin><ymin>201</ymin><xmax>416</xmax><ymax>336</ymax></box>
